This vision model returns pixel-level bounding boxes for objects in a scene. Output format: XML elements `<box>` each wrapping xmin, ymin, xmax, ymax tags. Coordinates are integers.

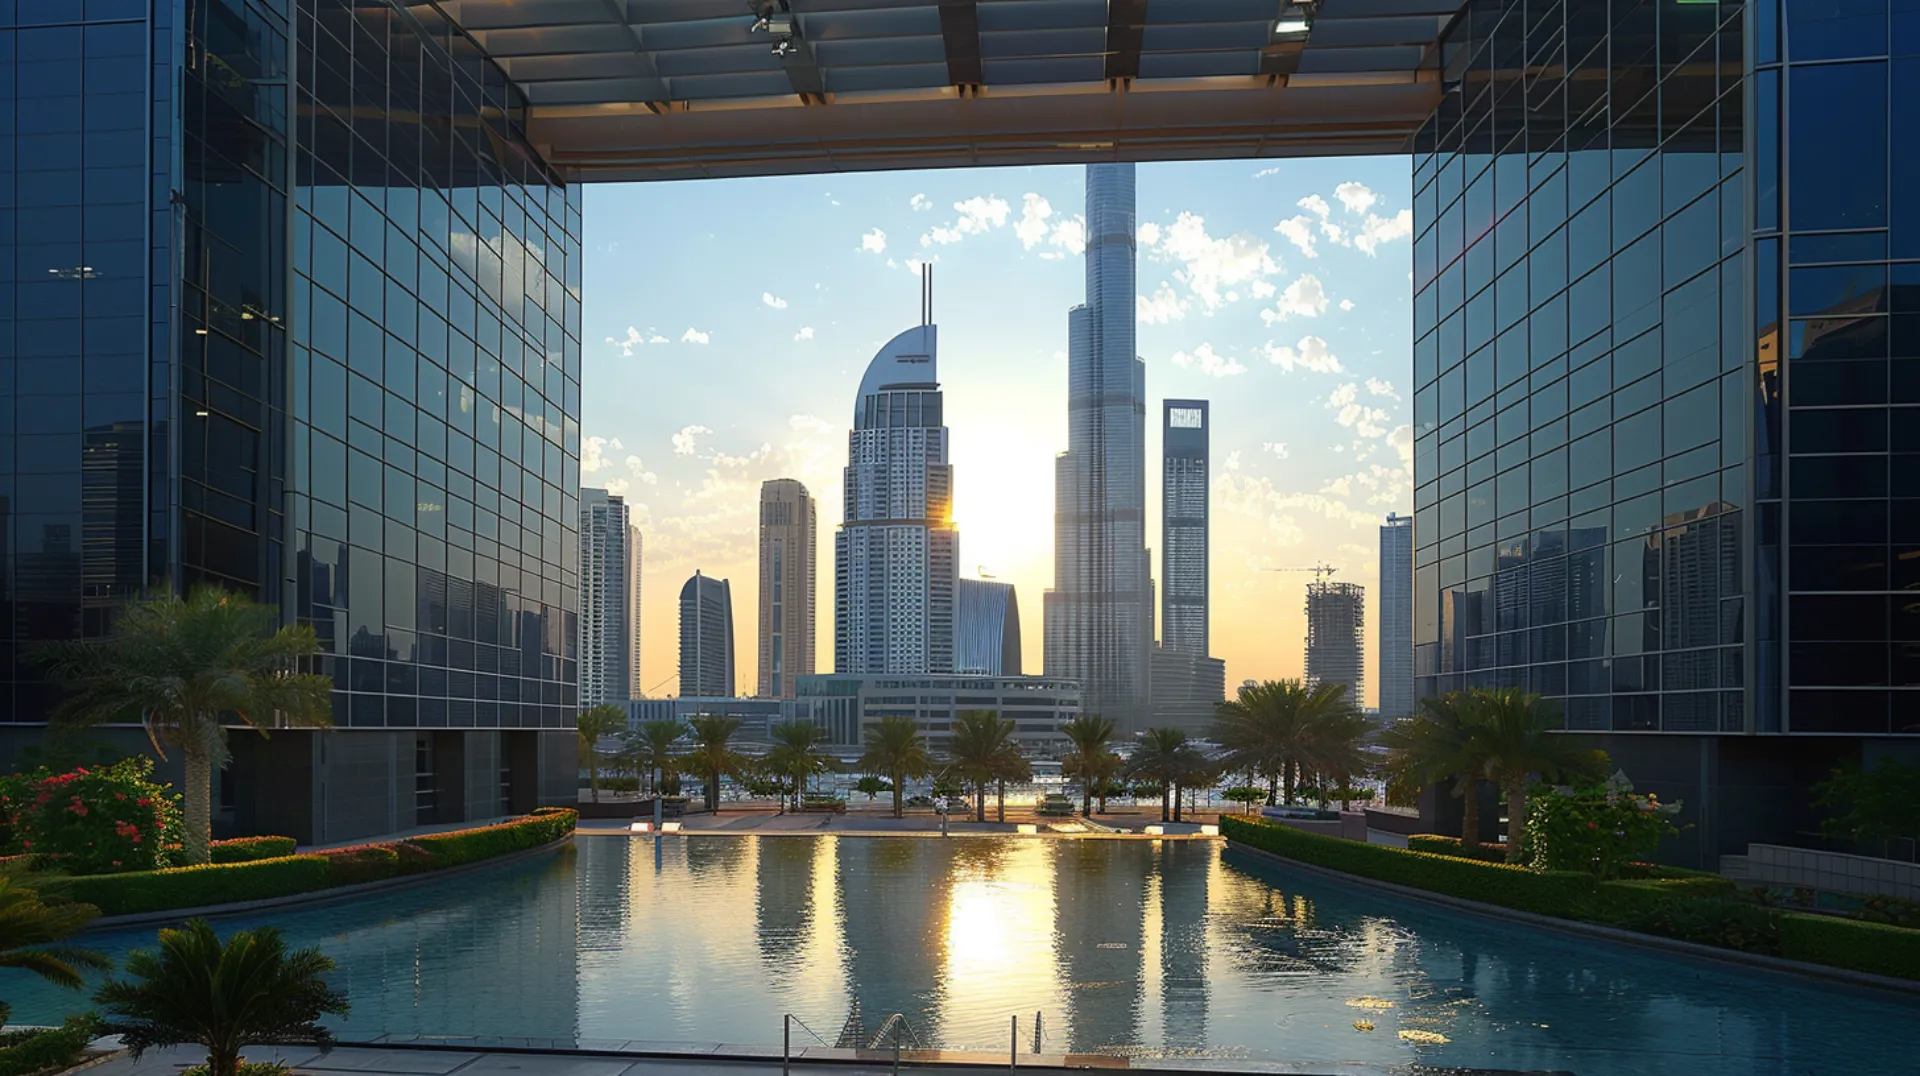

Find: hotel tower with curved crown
<box><xmin>834</xmin><ymin>278</ymin><xmax>959</xmax><ymax>675</ymax></box>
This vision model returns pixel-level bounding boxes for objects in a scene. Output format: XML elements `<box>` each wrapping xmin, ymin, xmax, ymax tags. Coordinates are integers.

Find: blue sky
<box><xmin>580</xmin><ymin>157</ymin><xmax>1413</xmax><ymax>703</ymax></box>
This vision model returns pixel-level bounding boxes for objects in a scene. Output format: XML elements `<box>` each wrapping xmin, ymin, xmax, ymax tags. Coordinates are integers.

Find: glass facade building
<box><xmin>1410</xmin><ymin>0</ymin><xmax>1918</xmax><ymax>864</ymax></box>
<box><xmin>1</xmin><ymin>0</ymin><xmax>578</xmax><ymax>841</ymax></box>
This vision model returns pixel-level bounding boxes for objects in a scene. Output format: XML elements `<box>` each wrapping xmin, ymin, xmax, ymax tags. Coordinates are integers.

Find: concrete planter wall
<box><xmin>1745</xmin><ymin>844</ymin><xmax>1919</xmax><ymax>900</ymax></box>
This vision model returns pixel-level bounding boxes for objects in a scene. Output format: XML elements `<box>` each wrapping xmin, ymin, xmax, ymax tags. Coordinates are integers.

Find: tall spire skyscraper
<box><xmin>1045</xmin><ymin>163</ymin><xmax>1151</xmax><ymax>732</ymax></box>
<box><xmin>834</xmin><ymin>288</ymin><xmax>958</xmax><ymax>675</ymax></box>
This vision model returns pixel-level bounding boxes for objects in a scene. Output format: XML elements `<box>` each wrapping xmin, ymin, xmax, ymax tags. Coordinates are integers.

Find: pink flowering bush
<box><xmin>1525</xmin><ymin>771</ymin><xmax>1683</xmax><ymax>879</ymax></box>
<box><xmin>0</xmin><ymin>757</ymin><xmax>183</xmax><ymax>874</ymax></box>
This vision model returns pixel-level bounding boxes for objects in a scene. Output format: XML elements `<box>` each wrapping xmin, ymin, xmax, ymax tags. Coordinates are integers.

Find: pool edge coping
<box><xmin>82</xmin><ymin>835</ymin><xmax>575</xmax><ymax>931</ymax></box>
<box><xmin>1223</xmin><ymin>839</ymin><xmax>1920</xmax><ymax>1000</ymax></box>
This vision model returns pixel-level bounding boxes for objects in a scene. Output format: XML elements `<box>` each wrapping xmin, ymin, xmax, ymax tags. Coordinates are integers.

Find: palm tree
<box><xmin>858</xmin><ymin>716</ymin><xmax>934</xmax><ymax>819</ymax></box>
<box><xmin>1059</xmin><ymin>716</ymin><xmax>1122</xmax><ymax>818</ymax></box>
<box><xmin>682</xmin><ymin>715</ymin><xmax>744</xmax><ymax>812</ymax></box>
<box><xmin>992</xmin><ymin>745</ymin><xmax>1033</xmax><ymax>824</ymax></box>
<box><xmin>946</xmin><ymin>711</ymin><xmax>1021</xmax><ymax>823</ymax></box>
<box><xmin>36</xmin><ymin>585</ymin><xmax>333</xmax><ymax>865</ymax></box>
<box><xmin>1470</xmin><ymin>688</ymin><xmax>1606</xmax><ymax>857</ymax></box>
<box><xmin>95</xmin><ymin>919</ymin><xmax>349</xmax><ymax>1076</ymax></box>
<box><xmin>575</xmin><ymin>703</ymin><xmax>626</xmax><ymax>803</ymax></box>
<box><xmin>0</xmin><ymin>878</ymin><xmax>110</xmax><ymax>1027</ymax></box>
<box><xmin>1125</xmin><ymin>728</ymin><xmax>1210</xmax><ymax>822</ymax></box>
<box><xmin>766</xmin><ymin>720</ymin><xmax>831</xmax><ymax>812</ymax></box>
<box><xmin>1212</xmin><ymin>678</ymin><xmax>1356</xmax><ymax>806</ymax></box>
<box><xmin>1379</xmin><ymin>692</ymin><xmax>1490</xmax><ymax>849</ymax></box>
<box><xmin>628</xmin><ymin>718</ymin><xmax>686</xmax><ymax>795</ymax></box>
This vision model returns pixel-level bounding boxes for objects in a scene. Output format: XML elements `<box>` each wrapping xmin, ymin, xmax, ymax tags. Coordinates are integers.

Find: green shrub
<box><xmin>316</xmin><ymin>844</ymin><xmax>403</xmax><ymax>885</ymax></box>
<box><xmin>1856</xmin><ymin>895</ymin><xmax>1920</xmax><ymax>930</ymax></box>
<box><xmin>209</xmin><ymin>836</ymin><xmax>298</xmax><ymax>864</ymax></box>
<box><xmin>405</xmin><ymin>809</ymin><xmax>575</xmax><ymax>868</ymax></box>
<box><xmin>1581</xmin><ymin>892</ymin><xmax>1783</xmax><ymax>955</ymax></box>
<box><xmin>0</xmin><ymin>1015</ymin><xmax>104</xmax><ymax>1076</ymax></box>
<box><xmin>182</xmin><ymin>1064</ymin><xmax>293</xmax><ymax>1076</ymax></box>
<box><xmin>1221</xmin><ymin>817</ymin><xmax>1598</xmax><ymax>917</ymax></box>
<box><xmin>41</xmin><ymin>855</ymin><xmax>334</xmax><ymax>917</ymax></box>
<box><xmin>1407</xmin><ymin>834</ymin><xmax>1510</xmax><ymax>864</ymax></box>
<box><xmin>1525</xmin><ymin>776</ymin><xmax>1683</xmax><ymax>878</ymax></box>
<box><xmin>1780</xmin><ymin>913</ymin><xmax>1920</xmax><ymax>981</ymax></box>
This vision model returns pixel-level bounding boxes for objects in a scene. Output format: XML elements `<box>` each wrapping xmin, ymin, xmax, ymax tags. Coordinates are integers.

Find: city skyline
<box><xmin>582</xmin><ymin>159</ymin><xmax>1416</xmax><ymax>705</ymax></box>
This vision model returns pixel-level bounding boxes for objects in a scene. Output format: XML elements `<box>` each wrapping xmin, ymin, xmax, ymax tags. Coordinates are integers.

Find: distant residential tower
<box><xmin>758</xmin><ymin>479</ymin><xmax>817</xmax><ymax>698</ymax></box>
<box><xmin>957</xmin><ymin>578</ymin><xmax>1022</xmax><ymax>676</ymax></box>
<box><xmin>1306</xmin><ymin>581</ymin><xmax>1365</xmax><ymax>708</ymax></box>
<box><xmin>679</xmin><ymin>571</ymin><xmax>736</xmax><ymax>698</ymax></box>
<box><xmin>579</xmin><ymin>489</ymin><xmax>641</xmax><ymax>704</ymax></box>
<box><xmin>1379</xmin><ymin>513</ymin><xmax>1414</xmax><ymax>719</ymax></box>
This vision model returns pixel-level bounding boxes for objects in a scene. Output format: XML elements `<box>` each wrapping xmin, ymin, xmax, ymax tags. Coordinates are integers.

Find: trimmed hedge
<box><xmin>1781</xmin><ymin>913</ymin><xmax>1920</xmax><ymax>981</ymax></box>
<box><xmin>210</xmin><ymin>835</ymin><xmax>299</xmax><ymax>863</ymax></box>
<box><xmin>45</xmin><ymin>809</ymin><xmax>577</xmax><ymax>917</ymax></box>
<box><xmin>1220</xmin><ymin>816</ymin><xmax>1597</xmax><ymax>917</ymax></box>
<box><xmin>1224</xmin><ymin>816</ymin><xmax>1920</xmax><ymax>983</ymax></box>
<box><xmin>44</xmin><ymin>854</ymin><xmax>334</xmax><ymax>916</ymax></box>
<box><xmin>1407</xmin><ymin>834</ymin><xmax>1511</xmax><ymax>864</ymax></box>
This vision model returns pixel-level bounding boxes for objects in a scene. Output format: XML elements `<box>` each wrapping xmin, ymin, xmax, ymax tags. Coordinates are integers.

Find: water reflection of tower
<box><xmin>1052</xmin><ymin>841</ymin><xmax>1144</xmax><ymax>1053</ymax></box>
<box><xmin>1153</xmin><ymin>842</ymin><xmax>1209</xmax><ymax>1052</ymax></box>
<box><xmin>835</xmin><ymin>838</ymin><xmax>945</xmax><ymax>1036</ymax></box>
<box><xmin>755</xmin><ymin>837</ymin><xmax>818</xmax><ymax>974</ymax></box>
<box><xmin>576</xmin><ymin>832</ymin><xmax>630</xmax><ymax>953</ymax></box>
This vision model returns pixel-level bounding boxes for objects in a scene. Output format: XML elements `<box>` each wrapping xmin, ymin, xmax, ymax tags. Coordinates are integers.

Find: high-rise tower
<box><xmin>1045</xmin><ymin>163</ymin><xmax>1151</xmax><ymax>732</ymax></box>
<box><xmin>757</xmin><ymin>479</ymin><xmax>817</xmax><ymax>699</ymax></box>
<box><xmin>835</xmin><ymin>283</ymin><xmax>959</xmax><ymax>675</ymax></box>
<box><xmin>1161</xmin><ymin>400</ymin><xmax>1210</xmax><ymax>657</ymax></box>
<box><xmin>579</xmin><ymin>489</ymin><xmax>641</xmax><ymax>704</ymax></box>
<box><xmin>1306</xmin><ymin>581</ymin><xmax>1365</xmax><ymax>708</ymax></box>
<box><xmin>1378</xmin><ymin>513</ymin><xmax>1414</xmax><ymax>719</ymax></box>
<box><xmin>679</xmin><ymin>571</ymin><xmax>736</xmax><ymax>697</ymax></box>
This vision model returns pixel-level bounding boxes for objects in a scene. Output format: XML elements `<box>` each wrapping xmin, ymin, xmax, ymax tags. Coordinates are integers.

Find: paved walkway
<box><xmin>75</xmin><ymin>1042</ymin><xmax>1552</xmax><ymax>1076</ymax></box>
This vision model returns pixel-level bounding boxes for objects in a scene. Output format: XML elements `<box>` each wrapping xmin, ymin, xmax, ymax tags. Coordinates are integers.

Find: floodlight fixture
<box><xmin>1273</xmin><ymin>2</ymin><xmax>1315</xmax><ymax>38</ymax></box>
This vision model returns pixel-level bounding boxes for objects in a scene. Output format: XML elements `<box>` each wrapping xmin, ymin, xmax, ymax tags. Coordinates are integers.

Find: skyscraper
<box><xmin>1161</xmin><ymin>401</ymin><xmax>1210</xmax><ymax>657</ymax></box>
<box><xmin>957</xmin><ymin>578</ymin><xmax>1021</xmax><ymax>676</ymax></box>
<box><xmin>1306</xmin><ymin>581</ymin><xmax>1365</xmax><ymax>707</ymax></box>
<box><xmin>835</xmin><ymin>300</ymin><xmax>958</xmax><ymax>675</ymax></box>
<box><xmin>578</xmin><ymin>490</ymin><xmax>641</xmax><ymax>705</ymax></box>
<box><xmin>1378</xmin><ymin>513</ymin><xmax>1414</xmax><ymax>719</ymax></box>
<box><xmin>1045</xmin><ymin>163</ymin><xmax>1152</xmax><ymax>732</ymax></box>
<box><xmin>679</xmin><ymin>571</ymin><xmax>736</xmax><ymax>698</ymax></box>
<box><xmin>758</xmin><ymin>479</ymin><xmax>817</xmax><ymax>699</ymax></box>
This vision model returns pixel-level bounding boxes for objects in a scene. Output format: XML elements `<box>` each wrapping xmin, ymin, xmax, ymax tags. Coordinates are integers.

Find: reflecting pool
<box><xmin>13</xmin><ymin>836</ymin><xmax>1918</xmax><ymax>1074</ymax></box>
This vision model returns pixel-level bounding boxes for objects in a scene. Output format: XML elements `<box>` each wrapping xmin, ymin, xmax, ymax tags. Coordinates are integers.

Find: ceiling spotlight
<box><xmin>1273</xmin><ymin>1</ymin><xmax>1315</xmax><ymax>37</ymax></box>
<box><xmin>194</xmin><ymin>409</ymin><xmax>210</xmax><ymax>417</ymax></box>
<box><xmin>771</xmin><ymin>35</ymin><xmax>797</xmax><ymax>57</ymax></box>
<box><xmin>194</xmin><ymin>328</ymin><xmax>209</xmax><ymax>335</ymax></box>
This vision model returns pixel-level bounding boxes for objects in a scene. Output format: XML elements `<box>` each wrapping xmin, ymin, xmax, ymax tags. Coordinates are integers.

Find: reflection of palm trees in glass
<box><xmin>1051</xmin><ymin>840</ymin><xmax>1144</xmax><ymax>1054</ymax></box>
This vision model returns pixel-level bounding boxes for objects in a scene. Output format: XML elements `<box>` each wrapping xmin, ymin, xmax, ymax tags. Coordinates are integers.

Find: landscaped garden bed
<box><xmin>1221</xmin><ymin>815</ymin><xmax>1920</xmax><ymax>983</ymax></box>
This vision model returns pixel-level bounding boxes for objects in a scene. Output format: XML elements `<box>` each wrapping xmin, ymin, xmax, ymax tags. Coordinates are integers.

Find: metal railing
<box><xmin>784</xmin><ymin>1009</ymin><xmax>1058</xmax><ymax>1073</ymax></box>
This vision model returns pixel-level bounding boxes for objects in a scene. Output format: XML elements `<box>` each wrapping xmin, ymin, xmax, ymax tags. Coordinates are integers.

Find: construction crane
<box><xmin>1262</xmin><ymin>563</ymin><xmax>1339</xmax><ymax>582</ymax></box>
<box><xmin>977</xmin><ymin>566</ymin><xmax>996</xmax><ymax>580</ymax></box>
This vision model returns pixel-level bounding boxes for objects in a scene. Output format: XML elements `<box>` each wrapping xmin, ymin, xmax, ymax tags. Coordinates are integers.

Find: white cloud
<box><xmin>1170</xmin><ymin>343</ymin><xmax>1246</xmax><ymax>378</ymax></box>
<box><xmin>605</xmin><ymin>326</ymin><xmax>647</xmax><ymax>356</ymax></box>
<box><xmin>1353</xmin><ymin>209</ymin><xmax>1414</xmax><ymax>255</ymax></box>
<box><xmin>582</xmin><ymin>435</ymin><xmax>614</xmax><ymax>473</ymax></box>
<box><xmin>909</xmin><ymin>193</ymin><xmax>932</xmax><ymax>212</ymax></box>
<box><xmin>1298</xmin><ymin>194</ymin><xmax>1332</xmax><ymax>220</ymax></box>
<box><xmin>1327</xmin><ymin>382</ymin><xmax>1393</xmax><ymax>438</ymax></box>
<box><xmin>1253</xmin><ymin>166</ymin><xmax>1282</xmax><ymax>179</ymax></box>
<box><xmin>1274</xmin><ymin>216</ymin><xmax>1318</xmax><ymax>258</ymax></box>
<box><xmin>681</xmin><ymin>327</ymin><xmax>711</xmax><ymax>344</ymax></box>
<box><xmin>1262</xmin><ymin>442</ymin><xmax>1290</xmax><ymax>459</ymax></box>
<box><xmin>954</xmin><ymin>195</ymin><xmax>1010</xmax><ymax>233</ymax></box>
<box><xmin>906</xmin><ymin>257</ymin><xmax>936</xmax><ymax>277</ymax></box>
<box><xmin>1149</xmin><ymin>211</ymin><xmax>1282</xmax><ymax>312</ymax></box>
<box><xmin>922</xmin><ymin>224</ymin><xmax>962</xmax><ymax>246</ymax></box>
<box><xmin>1334</xmin><ymin>181</ymin><xmax>1379</xmax><ymax>216</ymax></box>
<box><xmin>1014</xmin><ymin>193</ymin><xmax>1053</xmax><ymax>247</ymax></box>
<box><xmin>1251</xmin><ymin>279</ymin><xmax>1277</xmax><ymax>299</ymax></box>
<box><xmin>1013</xmin><ymin>193</ymin><xmax>1087</xmax><ymax>256</ymax></box>
<box><xmin>1387</xmin><ymin>425</ymin><xmax>1415</xmax><ymax>468</ymax></box>
<box><xmin>860</xmin><ymin>228</ymin><xmax>887</xmax><ymax>254</ymax></box>
<box><xmin>794</xmin><ymin>326</ymin><xmax>815</xmax><ymax>341</ymax></box>
<box><xmin>1225</xmin><ymin>450</ymin><xmax>1242</xmax><ymax>471</ymax></box>
<box><xmin>648</xmin><ymin>332</ymin><xmax>669</xmax><ymax>344</ymax></box>
<box><xmin>625</xmin><ymin>455</ymin><xmax>659</xmax><ymax>485</ymax></box>
<box><xmin>762</xmin><ymin>292</ymin><xmax>788</xmax><ymax>309</ymax></box>
<box><xmin>1137</xmin><ymin>221</ymin><xmax>1162</xmax><ymax>246</ymax></box>
<box><xmin>1214</xmin><ymin>473</ymin><xmax>1382</xmax><ymax>535</ymax></box>
<box><xmin>672</xmin><ymin>425</ymin><xmax>712</xmax><ymax>456</ymax></box>
<box><xmin>1137</xmin><ymin>282</ymin><xmax>1188</xmax><ymax>325</ymax></box>
<box><xmin>1339</xmin><ymin>298</ymin><xmax>1355</xmax><ymax>311</ymax></box>
<box><xmin>602</xmin><ymin>478</ymin><xmax>631</xmax><ymax>497</ymax></box>
<box><xmin>1262</xmin><ymin>334</ymin><xmax>1344</xmax><ymax>374</ymax></box>
<box><xmin>1261</xmin><ymin>273</ymin><xmax>1329</xmax><ymax>324</ymax></box>
<box><xmin>1365</xmin><ymin>377</ymin><xmax>1400</xmax><ymax>400</ymax></box>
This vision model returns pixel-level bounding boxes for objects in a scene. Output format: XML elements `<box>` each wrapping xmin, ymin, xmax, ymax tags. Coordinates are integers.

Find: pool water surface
<box><xmin>10</xmin><ymin>835</ymin><xmax>1917</xmax><ymax>1074</ymax></box>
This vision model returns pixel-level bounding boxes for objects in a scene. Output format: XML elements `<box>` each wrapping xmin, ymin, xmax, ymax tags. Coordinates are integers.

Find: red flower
<box><xmin>137</xmin><ymin>798</ymin><xmax>152</xmax><ymax>807</ymax></box>
<box><xmin>115</xmin><ymin>793</ymin><xmax>127</xmax><ymax>801</ymax></box>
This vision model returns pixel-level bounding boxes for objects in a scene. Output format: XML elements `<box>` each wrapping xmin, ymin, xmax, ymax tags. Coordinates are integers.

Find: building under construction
<box><xmin>1305</xmin><ymin>581</ymin><xmax>1366</xmax><ymax>708</ymax></box>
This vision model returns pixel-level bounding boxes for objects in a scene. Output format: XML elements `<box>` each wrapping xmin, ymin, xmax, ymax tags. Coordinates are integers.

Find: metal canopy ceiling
<box><xmin>426</xmin><ymin>0</ymin><xmax>1463</xmax><ymax>182</ymax></box>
